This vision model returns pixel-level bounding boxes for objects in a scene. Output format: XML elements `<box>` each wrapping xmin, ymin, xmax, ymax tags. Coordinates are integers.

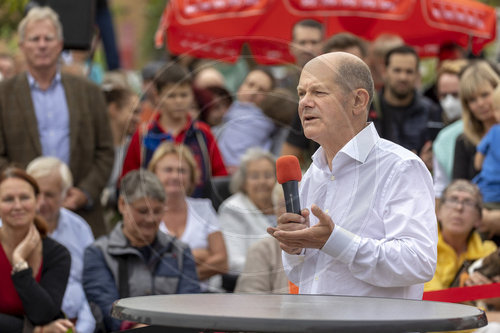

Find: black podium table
<box><xmin>111</xmin><ymin>293</ymin><xmax>487</xmax><ymax>332</ymax></box>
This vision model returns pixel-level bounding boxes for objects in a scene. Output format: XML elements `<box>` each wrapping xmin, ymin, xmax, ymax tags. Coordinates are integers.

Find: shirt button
<box><xmin>330</xmin><ymin>175</ymin><xmax>335</xmax><ymax>181</ymax></box>
<box><xmin>315</xmin><ymin>276</ymin><xmax>319</xmax><ymax>281</ymax></box>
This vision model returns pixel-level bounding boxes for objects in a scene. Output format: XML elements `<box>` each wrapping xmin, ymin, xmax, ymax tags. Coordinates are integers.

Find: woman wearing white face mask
<box><xmin>440</xmin><ymin>92</ymin><xmax>462</xmax><ymax>123</ymax></box>
<box><xmin>432</xmin><ymin>59</ymin><xmax>469</xmax><ymax>204</ymax></box>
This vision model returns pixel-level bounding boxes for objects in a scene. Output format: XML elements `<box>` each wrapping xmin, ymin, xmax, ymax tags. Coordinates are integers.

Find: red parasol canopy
<box><xmin>155</xmin><ymin>0</ymin><xmax>497</xmax><ymax>64</ymax></box>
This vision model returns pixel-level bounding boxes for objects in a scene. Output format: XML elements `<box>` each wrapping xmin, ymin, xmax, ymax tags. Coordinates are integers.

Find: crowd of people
<box><xmin>1</xmin><ymin>4</ymin><xmax>500</xmax><ymax>333</ymax></box>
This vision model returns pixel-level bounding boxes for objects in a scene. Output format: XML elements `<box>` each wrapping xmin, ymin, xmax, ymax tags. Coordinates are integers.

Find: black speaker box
<box><xmin>27</xmin><ymin>0</ymin><xmax>96</xmax><ymax>50</ymax></box>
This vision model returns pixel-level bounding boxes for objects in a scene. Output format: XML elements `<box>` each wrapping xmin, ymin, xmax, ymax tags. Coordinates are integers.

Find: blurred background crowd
<box><xmin>2</xmin><ymin>0</ymin><xmax>500</xmax><ymax>332</ymax></box>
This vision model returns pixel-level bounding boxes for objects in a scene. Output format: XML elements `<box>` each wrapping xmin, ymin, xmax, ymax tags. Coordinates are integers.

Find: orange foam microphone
<box><xmin>276</xmin><ymin>155</ymin><xmax>302</xmax><ymax>214</ymax></box>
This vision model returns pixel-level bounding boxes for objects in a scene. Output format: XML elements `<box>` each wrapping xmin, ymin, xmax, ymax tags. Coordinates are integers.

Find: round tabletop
<box><xmin>112</xmin><ymin>294</ymin><xmax>487</xmax><ymax>332</ymax></box>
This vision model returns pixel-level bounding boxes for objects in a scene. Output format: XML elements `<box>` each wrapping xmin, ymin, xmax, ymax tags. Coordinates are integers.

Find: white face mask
<box><xmin>440</xmin><ymin>94</ymin><xmax>462</xmax><ymax>121</ymax></box>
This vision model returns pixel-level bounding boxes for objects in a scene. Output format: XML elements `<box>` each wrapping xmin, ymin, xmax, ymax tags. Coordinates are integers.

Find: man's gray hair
<box><xmin>26</xmin><ymin>156</ymin><xmax>73</xmax><ymax>196</ymax></box>
<box><xmin>229</xmin><ymin>147</ymin><xmax>276</xmax><ymax>194</ymax></box>
<box><xmin>335</xmin><ymin>55</ymin><xmax>374</xmax><ymax>110</ymax></box>
<box><xmin>120</xmin><ymin>169</ymin><xmax>166</xmax><ymax>204</ymax></box>
<box><xmin>18</xmin><ymin>6</ymin><xmax>63</xmax><ymax>42</ymax></box>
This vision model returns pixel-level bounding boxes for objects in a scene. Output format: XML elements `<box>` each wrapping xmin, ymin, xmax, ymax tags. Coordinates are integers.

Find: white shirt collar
<box><xmin>312</xmin><ymin>122</ymin><xmax>379</xmax><ymax>169</ymax></box>
<box><xmin>341</xmin><ymin>122</ymin><xmax>379</xmax><ymax>163</ymax></box>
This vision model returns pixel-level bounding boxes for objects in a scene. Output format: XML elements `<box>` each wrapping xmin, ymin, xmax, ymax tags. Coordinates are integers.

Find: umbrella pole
<box><xmin>467</xmin><ymin>34</ymin><xmax>473</xmax><ymax>58</ymax></box>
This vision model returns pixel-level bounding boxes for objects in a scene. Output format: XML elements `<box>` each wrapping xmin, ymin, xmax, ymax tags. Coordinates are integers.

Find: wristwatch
<box><xmin>11</xmin><ymin>260</ymin><xmax>29</xmax><ymax>274</ymax></box>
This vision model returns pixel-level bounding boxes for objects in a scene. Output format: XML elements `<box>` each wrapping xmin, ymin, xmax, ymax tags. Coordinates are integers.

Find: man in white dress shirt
<box><xmin>268</xmin><ymin>52</ymin><xmax>437</xmax><ymax>299</ymax></box>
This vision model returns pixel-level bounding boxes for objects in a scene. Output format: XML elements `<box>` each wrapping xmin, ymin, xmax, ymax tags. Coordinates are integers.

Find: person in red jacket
<box><xmin>121</xmin><ymin>62</ymin><xmax>227</xmax><ymax>198</ymax></box>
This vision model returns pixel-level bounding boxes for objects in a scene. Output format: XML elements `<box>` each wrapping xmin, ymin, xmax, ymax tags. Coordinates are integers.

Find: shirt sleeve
<box><xmin>75</xmin><ymin>296</ymin><xmax>96</xmax><ymax>333</ymax></box>
<box><xmin>476</xmin><ymin>129</ymin><xmax>492</xmax><ymax>155</ymax></box>
<box><xmin>321</xmin><ymin>159</ymin><xmax>438</xmax><ymax>288</ymax></box>
<box><xmin>281</xmin><ymin>252</ymin><xmax>306</xmax><ymax>286</ymax></box>
<box><xmin>82</xmin><ymin>245</ymin><xmax>121</xmax><ymax>332</ymax></box>
<box><xmin>0</xmin><ymin>313</ymin><xmax>23</xmax><ymax>331</ymax></box>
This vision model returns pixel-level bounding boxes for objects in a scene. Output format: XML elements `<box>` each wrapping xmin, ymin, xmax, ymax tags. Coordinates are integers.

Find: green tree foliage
<box><xmin>0</xmin><ymin>0</ymin><xmax>28</xmax><ymax>35</ymax></box>
<box><xmin>0</xmin><ymin>0</ymin><xmax>29</xmax><ymax>50</ymax></box>
<box><xmin>482</xmin><ymin>0</ymin><xmax>500</xmax><ymax>6</ymax></box>
<box><xmin>141</xmin><ymin>0</ymin><xmax>168</xmax><ymax>63</ymax></box>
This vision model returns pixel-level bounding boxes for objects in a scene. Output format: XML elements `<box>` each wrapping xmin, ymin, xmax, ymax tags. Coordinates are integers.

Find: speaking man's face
<box><xmin>297</xmin><ymin>60</ymin><xmax>351</xmax><ymax>146</ymax></box>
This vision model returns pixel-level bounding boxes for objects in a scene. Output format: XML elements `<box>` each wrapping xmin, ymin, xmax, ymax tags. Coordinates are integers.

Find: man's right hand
<box><xmin>267</xmin><ymin>209</ymin><xmax>309</xmax><ymax>254</ymax></box>
<box><xmin>268</xmin><ymin>205</ymin><xmax>335</xmax><ymax>254</ymax></box>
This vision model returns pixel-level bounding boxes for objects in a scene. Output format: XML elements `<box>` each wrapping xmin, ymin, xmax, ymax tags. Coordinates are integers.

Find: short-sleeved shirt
<box><xmin>160</xmin><ymin>197</ymin><xmax>220</xmax><ymax>249</ymax></box>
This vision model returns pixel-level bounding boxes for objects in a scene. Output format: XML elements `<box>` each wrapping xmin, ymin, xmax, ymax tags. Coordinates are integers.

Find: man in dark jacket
<box><xmin>374</xmin><ymin>45</ymin><xmax>442</xmax><ymax>168</ymax></box>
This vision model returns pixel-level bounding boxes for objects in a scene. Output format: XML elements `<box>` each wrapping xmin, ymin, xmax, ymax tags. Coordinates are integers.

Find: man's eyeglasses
<box><xmin>442</xmin><ymin>197</ymin><xmax>480</xmax><ymax>211</ymax></box>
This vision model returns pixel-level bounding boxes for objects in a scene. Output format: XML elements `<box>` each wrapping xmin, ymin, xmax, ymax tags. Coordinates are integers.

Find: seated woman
<box><xmin>218</xmin><ymin>148</ymin><xmax>277</xmax><ymax>282</ymax></box>
<box><xmin>425</xmin><ymin>179</ymin><xmax>497</xmax><ymax>291</ymax></box>
<box><xmin>83</xmin><ymin>170</ymin><xmax>200</xmax><ymax>331</ymax></box>
<box><xmin>148</xmin><ymin>141</ymin><xmax>228</xmax><ymax>291</ymax></box>
<box><xmin>0</xmin><ymin>167</ymin><xmax>72</xmax><ymax>332</ymax></box>
<box><xmin>234</xmin><ymin>183</ymin><xmax>289</xmax><ymax>294</ymax></box>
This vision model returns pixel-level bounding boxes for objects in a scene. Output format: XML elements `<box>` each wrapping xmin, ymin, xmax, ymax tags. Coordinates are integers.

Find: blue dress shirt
<box><xmin>51</xmin><ymin>208</ymin><xmax>96</xmax><ymax>333</ymax></box>
<box><xmin>28</xmin><ymin>72</ymin><xmax>70</xmax><ymax>165</ymax></box>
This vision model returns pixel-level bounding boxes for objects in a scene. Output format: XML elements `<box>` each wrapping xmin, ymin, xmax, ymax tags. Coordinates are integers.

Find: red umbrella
<box><xmin>155</xmin><ymin>0</ymin><xmax>497</xmax><ymax>64</ymax></box>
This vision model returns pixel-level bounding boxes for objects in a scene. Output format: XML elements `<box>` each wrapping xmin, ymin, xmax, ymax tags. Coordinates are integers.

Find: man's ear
<box><xmin>352</xmin><ymin>88</ymin><xmax>370</xmax><ymax>116</ymax></box>
<box><xmin>117</xmin><ymin>196</ymin><xmax>126</xmax><ymax>215</ymax></box>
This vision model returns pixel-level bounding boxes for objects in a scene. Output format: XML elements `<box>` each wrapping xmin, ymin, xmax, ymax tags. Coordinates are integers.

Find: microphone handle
<box><xmin>282</xmin><ymin>180</ymin><xmax>301</xmax><ymax>215</ymax></box>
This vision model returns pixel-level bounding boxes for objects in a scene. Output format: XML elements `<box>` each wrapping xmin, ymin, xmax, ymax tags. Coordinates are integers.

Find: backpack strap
<box><xmin>117</xmin><ymin>256</ymin><xmax>130</xmax><ymax>298</ymax></box>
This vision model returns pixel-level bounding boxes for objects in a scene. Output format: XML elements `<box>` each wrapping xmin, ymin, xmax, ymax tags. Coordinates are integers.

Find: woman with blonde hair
<box><xmin>148</xmin><ymin>141</ymin><xmax>228</xmax><ymax>291</ymax></box>
<box><xmin>452</xmin><ymin>61</ymin><xmax>500</xmax><ymax>246</ymax></box>
<box><xmin>453</xmin><ymin>60</ymin><xmax>499</xmax><ymax>180</ymax></box>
